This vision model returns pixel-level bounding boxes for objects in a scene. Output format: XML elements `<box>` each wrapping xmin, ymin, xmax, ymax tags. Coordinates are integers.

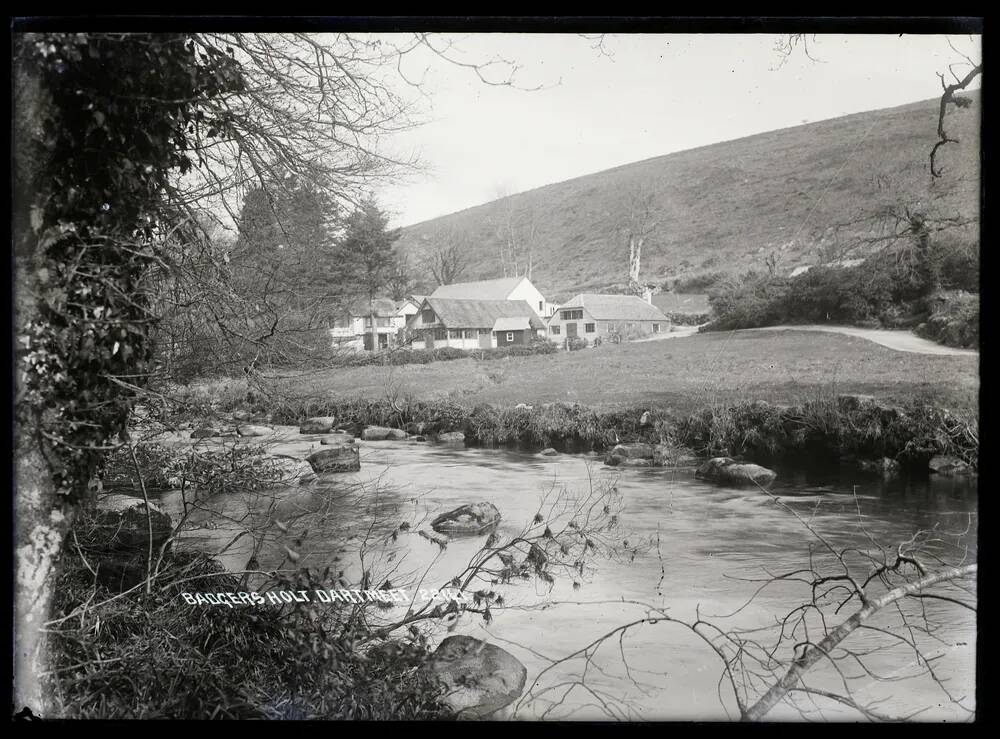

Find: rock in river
<box><xmin>190</xmin><ymin>427</ymin><xmax>220</xmax><ymax>439</ymax></box>
<box><xmin>299</xmin><ymin>416</ymin><xmax>337</xmax><ymax>434</ymax></box>
<box><xmin>695</xmin><ymin>457</ymin><xmax>777</xmax><ymax>487</ymax></box>
<box><xmin>929</xmin><ymin>455</ymin><xmax>974</xmax><ymax>476</ymax></box>
<box><xmin>437</xmin><ymin>431</ymin><xmax>466</xmax><ymax>444</ymax></box>
<box><xmin>609</xmin><ymin>443</ymin><xmax>654</xmax><ymax>460</ymax></box>
<box><xmin>424</xmin><ymin>635</ymin><xmax>527</xmax><ymax>719</ymax></box>
<box><xmin>361</xmin><ymin>426</ymin><xmax>407</xmax><ymax>441</ymax></box>
<box><xmin>237</xmin><ymin>424</ymin><xmax>273</xmax><ymax>438</ymax></box>
<box><xmin>88</xmin><ymin>494</ymin><xmax>173</xmax><ymax>554</ymax></box>
<box><xmin>307</xmin><ymin>445</ymin><xmax>360</xmax><ymax>473</ymax></box>
<box><xmin>430</xmin><ymin>502</ymin><xmax>501</xmax><ymax>536</ymax></box>
<box><xmin>539</xmin><ymin>447</ymin><xmax>559</xmax><ymax>456</ymax></box>
<box><xmin>321</xmin><ymin>432</ymin><xmax>355</xmax><ymax>445</ymax></box>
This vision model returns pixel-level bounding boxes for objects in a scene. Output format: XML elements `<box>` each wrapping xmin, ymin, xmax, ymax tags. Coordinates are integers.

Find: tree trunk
<box><xmin>13</xmin><ymin>37</ymin><xmax>73</xmax><ymax>716</ymax></box>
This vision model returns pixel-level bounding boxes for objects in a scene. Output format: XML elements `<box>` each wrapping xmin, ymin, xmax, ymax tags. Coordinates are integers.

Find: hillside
<box><xmin>396</xmin><ymin>93</ymin><xmax>980</xmax><ymax>302</ymax></box>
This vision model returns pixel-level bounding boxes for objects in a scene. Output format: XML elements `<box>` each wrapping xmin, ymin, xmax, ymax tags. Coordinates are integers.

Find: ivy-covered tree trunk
<box><xmin>13</xmin><ymin>45</ymin><xmax>70</xmax><ymax>716</ymax></box>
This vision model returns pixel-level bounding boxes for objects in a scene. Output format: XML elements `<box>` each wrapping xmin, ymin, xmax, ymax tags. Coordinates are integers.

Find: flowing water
<box><xmin>154</xmin><ymin>428</ymin><xmax>978</xmax><ymax>721</ymax></box>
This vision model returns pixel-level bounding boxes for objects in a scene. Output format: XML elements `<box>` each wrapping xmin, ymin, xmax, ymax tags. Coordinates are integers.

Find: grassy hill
<box><xmin>397</xmin><ymin>92</ymin><xmax>980</xmax><ymax>302</ymax></box>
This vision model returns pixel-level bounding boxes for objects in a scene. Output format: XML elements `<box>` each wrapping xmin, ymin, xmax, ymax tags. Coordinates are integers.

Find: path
<box><xmin>742</xmin><ymin>324</ymin><xmax>978</xmax><ymax>357</ymax></box>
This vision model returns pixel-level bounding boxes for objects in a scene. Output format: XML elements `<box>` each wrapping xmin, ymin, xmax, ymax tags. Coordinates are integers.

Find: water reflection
<box><xmin>154</xmin><ymin>430</ymin><xmax>977</xmax><ymax>721</ymax></box>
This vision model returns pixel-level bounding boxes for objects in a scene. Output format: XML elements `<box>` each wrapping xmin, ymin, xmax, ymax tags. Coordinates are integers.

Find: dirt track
<box><xmin>742</xmin><ymin>325</ymin><xmax>978</xmax><ymax>357</ymax></box>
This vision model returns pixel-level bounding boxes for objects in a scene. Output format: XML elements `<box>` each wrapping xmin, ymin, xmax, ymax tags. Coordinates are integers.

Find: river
<box><xmin>154</xmin><ymin>429</ymin><xmax>978</xmax><ymax>721</ymax></box>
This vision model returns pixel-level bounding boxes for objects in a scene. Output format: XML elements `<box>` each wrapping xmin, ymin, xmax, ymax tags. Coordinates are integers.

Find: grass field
<box><xmin>268</xmin><ymin>330</ymin><xmax>979</xmax><ymax>415</ymax></box>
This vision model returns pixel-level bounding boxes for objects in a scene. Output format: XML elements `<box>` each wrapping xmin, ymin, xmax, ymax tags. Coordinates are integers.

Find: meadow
<box><xmin>263</xmin><ymin>329</ymin><xmax>979</xmax><ymax>414</ymax></box>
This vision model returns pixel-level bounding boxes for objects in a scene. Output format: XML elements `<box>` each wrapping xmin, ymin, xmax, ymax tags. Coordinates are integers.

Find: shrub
<box><xmin>565</xmin><ymin>336</ymin><xmax>589</xmax><ymax>351</ymax></box>
<box><xmin>914</xmin><ymin>291</ymin><xmax>979</xmax><ymax>349</ymax></box>
<box><xmin>48</xmin><ymin>550</ymin><xmax>451</xmax><ymax>719</ymax></box>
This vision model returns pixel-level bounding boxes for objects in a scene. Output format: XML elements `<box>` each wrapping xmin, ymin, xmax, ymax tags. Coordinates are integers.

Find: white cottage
<box><xmin>430</xmin><ymin>276</ymin><xmax>556</xmax><ymax>318</ymax></box>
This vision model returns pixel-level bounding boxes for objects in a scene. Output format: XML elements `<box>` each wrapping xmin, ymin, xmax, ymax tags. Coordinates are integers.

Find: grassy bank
<box><xmin>247</xmin><ymin>330</ymin><xmax>978</xmax><ymax>414</ymax></box>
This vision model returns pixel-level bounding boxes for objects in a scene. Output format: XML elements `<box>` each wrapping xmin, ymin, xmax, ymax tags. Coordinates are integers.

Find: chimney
<box><xmin>642</xmin><ymin>287</ymin><xmax>653</xmax><ymax>305</ymax></box>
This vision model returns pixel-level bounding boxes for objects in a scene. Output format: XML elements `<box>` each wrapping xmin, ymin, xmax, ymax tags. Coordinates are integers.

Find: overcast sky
<box><xmin>372</xmin><ymin>33</ymin><xmax>981</xmax><ymax>227</ymax></box>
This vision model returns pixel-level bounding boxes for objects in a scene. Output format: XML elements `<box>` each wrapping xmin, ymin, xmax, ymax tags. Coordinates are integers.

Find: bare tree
<box><xmin>516</xmin><ymin>485</ymin><xmax>976</xmax><ymax>721</ymax></box>
<box><xmin>617</xmin><ymin>182</ymin><xmax>659</xmax><ymax>295</ymax></box>
<box><xmin>489</xmin><ymin>187</ymin><xmax>541</xmax><ymax>279</ymax></box>
<box><xmin>429</xmin><ymin>241</ymin><xmax>470</xmax><ymax>287</ymax></box>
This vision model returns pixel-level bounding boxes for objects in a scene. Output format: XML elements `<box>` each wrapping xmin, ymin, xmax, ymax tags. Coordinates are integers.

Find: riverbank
<box><xmin>244</xmin><ymin>330</ymin><xmax>978</xmax><ymax>414</ymax></box>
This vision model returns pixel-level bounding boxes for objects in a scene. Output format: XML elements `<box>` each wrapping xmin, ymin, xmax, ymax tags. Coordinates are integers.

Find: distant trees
<box><xmin>489</xmin><ymin>186</ymin><xmax>540</xmax><ymax>279</ymax></box>
<box><xmin>336</xmin><ymin>199</ymin><xmax>402</xmax><ymax>351</ymax></box>
<box><xmin>429</xmin><ymin>241</ymin><xmax>470</xmax><ymax>287</ymax></box>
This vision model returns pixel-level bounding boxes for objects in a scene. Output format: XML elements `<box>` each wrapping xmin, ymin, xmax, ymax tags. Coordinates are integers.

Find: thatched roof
<box><xmin>555</xmin><ymin>294</ymin><xmax>669</xmax><ymax>322</ymax></box>
<box><xmin>422</xmin><ymin>298</ymin><xmax>545</xmax><ymax>330</ymax></box>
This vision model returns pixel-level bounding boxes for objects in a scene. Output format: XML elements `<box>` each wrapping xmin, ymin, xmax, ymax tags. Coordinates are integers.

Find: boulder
<box><xmin>236</xmin><ymin>424</ymin><xmax>273</xmax><ymax>438</ymax></box>
<box><xmin>307</xmin><ymin>445</ymin><xmax>361</xmax><ymax>474</ymax></box>
<box><xmin>639</xmin><ymin>410</ymin><xmax>652</xmax><ymax>427</ymax></box>
<box><xmin>696</xmin><ymin>457</ymin><xmax>777</xmax><ymax>488</ymax></box>
<box><xmin>430</xmin><ymin>502</ymin><xmax>501</xmax><ymax>536</ymax></box>
<box><xmin>320</xmin><ymin>432</ymin><xmax>355</xmax><ymax>445</ymax></box>
<box><xmin>190</xmin><ymin>427</ymin><xmax>220</xmax><ymax>439</ymax></box>
<box><xmin>929</xmin><ymin>455</ymin><xmax>975</xmax><ymax>476</ymax></box>
<box><xmin>270</xmin><ymin>456</ymin><xmax>317</xmax><ymax>483</ymax></box>
<box><xmin>603</xmin><ymin>454</ymin><xmax>623</xmax><ymax>467</ymax></box>
<box><xmin>361</xmin><ymin>426</ymin><xmax>407</xmax><ymax>441</ymax></box>
<box><xmin>425</xmin><ymin>635</ymin><xmax>527</xmax><ymax>719</ymax></box>
<box><xmin>437</xmin><ymin>431</ymin><xmax>466</xmax><ymax>444</ymax></box>
<box><xmin>410</xmin><ymin>435</ymin><xmax>427</xmax><ymax>442</ymax></box>
<box><xmin>299</xmin><ymin>416</ymin><xmax>337</xmax><ymax>434</ymax></box>
<box><xmin>85</xmin><ymin>494</ymin><xmax>173</xmax><ymax>555</ymax></box>
<box><xmin>539</xmin><ymin>448</ymin><xmax>559</xmax><ymax>457</ymax></box>
<box><xmin>609</xmin><ymin>443</ymin><xmax>654</xmax><ymax>460</ymax></box>
<box><xmin>514</xmin><ymin>403</ymin><xmax>533</xmax><ymax>410</ymax></box>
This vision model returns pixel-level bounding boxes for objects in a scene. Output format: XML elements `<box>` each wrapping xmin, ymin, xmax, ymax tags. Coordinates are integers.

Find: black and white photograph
<box><xmin>11</xmin><ymin>19</ymin><xmax>981</xmax><ymax>722</ymax></box>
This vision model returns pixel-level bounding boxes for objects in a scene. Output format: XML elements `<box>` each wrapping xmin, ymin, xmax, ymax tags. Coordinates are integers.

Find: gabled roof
<box><xmin>554</xmin><ymin>294</ymin><xmax>669</xmax><ymax>322</ymax></box>
<box><xmin>430</xmin><ymin>276</ymin><xmax>528</xmax><ymax>301</ymax></box>
<box><xmin>420</xmin><ymin>298</ymin><xmax>545</xmax><ymax>330</ymax></box>
<box><xmin>493</xmin><ymin>316</ymin><xmax>532</xmax><ymax>332</ymax></box>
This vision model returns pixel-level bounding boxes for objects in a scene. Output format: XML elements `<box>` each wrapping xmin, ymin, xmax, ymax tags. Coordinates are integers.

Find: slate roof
<box><xmin>492</xmin><ymin>316</ymin><xmax>532</xmax><ymax>332</ymax></box>
<box><xmin>555</xmin><ymin>294</ymin><xmax>669</xmax><ymax>322</ymax></box>
<box><xmin>430</xmin><ymin>277</ymin><xmax>526</xmax><ymax>300</ymax></box>
<box><xmin>422</xmin><ymin>298</ymin><xmax>545</xmax><ymax>330</ymax></box>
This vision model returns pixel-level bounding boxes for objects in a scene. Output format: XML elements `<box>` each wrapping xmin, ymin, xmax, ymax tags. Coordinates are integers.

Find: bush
<box><xmin>565</xmin><ymin>336</ymin><xmax>589</xmax><ymax>351</ymax></box>
<box><xmin>673</xmin><ymin>270</ymin><xmax>727</xmax><ymax>293</ymax></box>
<box><xmin>48</xmin><ymin>549</ymin><xmax>452</xmax><ymax>719</ymax></box>
<box><xmin>914</xmin><ymin>291</ymin><xmax>979</xmax><ymax>349</ymax></box>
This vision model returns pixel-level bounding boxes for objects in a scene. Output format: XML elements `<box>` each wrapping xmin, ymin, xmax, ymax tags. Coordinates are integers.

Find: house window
<box><xmin>538</xmin><ymin>301</ymin><xmax>543</xmax><ymax>311</ymax></box>
<box><xmin>422</xmin><ymin>309</ymin><xmax>435</xmax><ymax>324</ymax></box>
<box><xmin>585</xmin><ymin>323</ymin><xmax>595</xmax><ymax>333</ymax></box>
<box><xmin>652</xmin><ymin>323</ymin><xmax>660</xmax><ymax>333</ymax></box>
<box><xmin>434</xmin><ymin>328</ymin><xmax>447</xmax><ymax>340</ymax></box>
<box><xmin>463</xmin><ymin>329</ymin><xmax>475</xmax><ymax>339</ymax></box>
<box><xmin>506</xmin><ymin>332</ymin><xmax>514</xmax><ymax>342</ymax></box>
<box><xmin>560</xmin><ymin>309</ymin><xmax>583</xmax><ymax>320</ymax></box>
<box><xmin>551</xmin><ymin>325</ymin><xmax>561</xmax><ymax>335</ymax></box>
<box><xmin>449</xmin><ymin>329</ymin><xmax>462</xmax><ymax>340</ymax></box>
<box><xmin>332</xmin><ymin>316</ymin><xmax>350</xmax><ymax>329</ymax></box>
<box><xmin>478</xmin><ymin>328</ymin><xmax>491</xmax><ymax>335</ymax></box>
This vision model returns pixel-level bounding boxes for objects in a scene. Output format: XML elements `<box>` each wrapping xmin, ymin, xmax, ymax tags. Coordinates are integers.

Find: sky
<box><xmin>369</xmin><ymin>33</ymin><xmax>981</xmax><ymax>227</ymax></box>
